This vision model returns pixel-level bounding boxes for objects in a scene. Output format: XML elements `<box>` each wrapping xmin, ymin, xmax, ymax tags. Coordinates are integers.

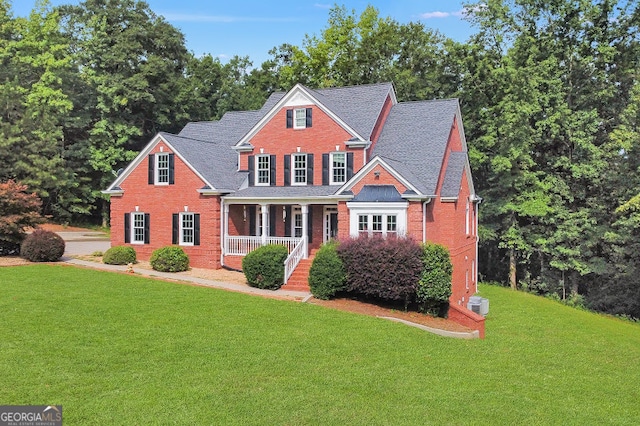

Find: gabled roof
<box><xmin>235</xmin><ymin>82</ymin><xmax>395</xmax><ymax>148</ymax></box>
<box><xmin>372</xmin><ymin>98</ymin><xmax>462</xmax><ymax>196</ymax></box>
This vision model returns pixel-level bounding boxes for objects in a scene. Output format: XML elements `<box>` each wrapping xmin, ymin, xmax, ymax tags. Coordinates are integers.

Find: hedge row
<box><xmin>309</xmin><ymin>236</ymin><xmax>453</xmax><ymax>315</ymax></box>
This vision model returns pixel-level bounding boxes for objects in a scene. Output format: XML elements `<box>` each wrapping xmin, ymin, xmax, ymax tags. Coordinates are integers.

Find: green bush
<box><xmin>20</xmin><ymin>229</ymin><xmax>65</xmax><ymax>262</ymax></box>
<box><xmin>309</xmin><ymin>241</ymin><xmax>346</xmax><ymax>299</ymax></box>
<box><xmin>417</xmin><ymin>243</ymin><xmax>452</xmax><ymax>316</ymax></box>
<box><xmin>242</xmin><ymin>244</ymin><xmax>288</xmax><ymax>290</ymax></box>
<box><xmin>103</xmin><ymin>246</ymin><xmax>137</xmax><ymax>265</ymax></box>
<box><xmin>150</xmin><ymin>246</ymin><xmax>189</xmax><ymax>272</ymax></box>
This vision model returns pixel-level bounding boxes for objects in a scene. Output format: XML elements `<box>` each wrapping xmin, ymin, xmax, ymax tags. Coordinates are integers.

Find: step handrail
<box><xmin>284</xmin><ymin>236</ymin><xmax>307</xmax><ymax>284</ymax></box>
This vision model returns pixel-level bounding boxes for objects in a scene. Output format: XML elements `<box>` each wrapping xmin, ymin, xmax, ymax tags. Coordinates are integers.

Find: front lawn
<box><xmin>1</xmin><ymin>265</ymin><xmax>639</xmax><ymax>424</ymax></box>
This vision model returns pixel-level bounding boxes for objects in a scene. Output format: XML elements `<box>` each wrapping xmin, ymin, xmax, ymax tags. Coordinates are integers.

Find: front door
<box><xmin>324</xmin><ymin>207</ymin><xmax>338</xmax><ymax>242</ymax></box>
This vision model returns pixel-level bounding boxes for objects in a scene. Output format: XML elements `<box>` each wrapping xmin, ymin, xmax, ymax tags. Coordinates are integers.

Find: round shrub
<box><xmin>417</xmin><ymin>243</ymin><xmax>453</xmax><ymax>316</ymax></box>
<box><xmin>150</xmin><ymin>246</ymin><xmax>189</xmax><ymax>272</ymax></box>
<box><xmin>103</xmin><ymin>246</ymin><xmax>137</xmax><ymax>265</ymax></box>
<box><xmin>20</xmin><ymin>229</ymin><xmax>65</xmax><ymax>262</ymax></box>
<box><xmin>309</xmin><ymin>241</ymin><xmax>346</xmax><ymax>299</ymax></box>
<box><xmin>242</xmin><ymin>244</ymin><xmax>288</xmax><ymax>290</ymax></box>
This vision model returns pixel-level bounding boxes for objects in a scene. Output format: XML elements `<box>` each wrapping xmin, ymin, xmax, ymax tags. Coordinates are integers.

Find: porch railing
<box><xmin>225</xmin><ymin>235</ymin><xmax>302</xmax><ymax>256</ymax></box>
<box><xmin>284</xmin><ymin>236</ymin><xmax>307</xmax><ymax>284</ymax></box>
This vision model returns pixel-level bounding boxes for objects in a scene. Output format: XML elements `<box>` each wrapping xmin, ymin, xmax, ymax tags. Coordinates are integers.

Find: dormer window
<box><xmin>286</xmin><ymin>108</ymin><xmax>312</xmax><ymax>129</ymax></box>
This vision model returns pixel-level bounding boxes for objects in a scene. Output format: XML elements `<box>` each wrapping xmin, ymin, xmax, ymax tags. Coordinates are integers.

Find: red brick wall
<box><xmin>110</xmin><ymin>141</ymin><xmax>222</xmax><ymax>269</ymax></box>
<box><xmin>239</xmin><ymin>105</ymin><xmax>366</xmax><ymax>182</ymax></box>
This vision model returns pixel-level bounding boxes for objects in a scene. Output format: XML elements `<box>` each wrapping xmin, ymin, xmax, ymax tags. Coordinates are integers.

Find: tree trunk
<box><xmin>509</xmin><ymin>247</ymin><xmax>517</xmax><ymax>289</ymax></box>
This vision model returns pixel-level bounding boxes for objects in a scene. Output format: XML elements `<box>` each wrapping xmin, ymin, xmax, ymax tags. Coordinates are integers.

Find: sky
<box><xmin>13</xmin><ymin>1</ymin><xmax>476</xmax><ymax>65</ymax></box>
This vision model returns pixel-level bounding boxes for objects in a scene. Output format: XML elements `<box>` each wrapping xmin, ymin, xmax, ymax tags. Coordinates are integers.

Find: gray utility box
<box><xmin>467</xmin><ymin>296</ymin><xmax>489</xmax><ymax>317</ymax></box>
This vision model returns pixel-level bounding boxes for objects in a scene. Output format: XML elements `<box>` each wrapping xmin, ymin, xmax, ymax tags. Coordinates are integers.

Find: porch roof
<box><xmin>223</xmin><ymin>185</ymin><xmax>343</xmax><ymax>201</ymax></box>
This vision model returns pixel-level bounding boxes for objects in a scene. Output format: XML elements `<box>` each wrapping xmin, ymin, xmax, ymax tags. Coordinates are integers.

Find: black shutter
<box><xmin>144</xmin><ymin>213</ymin><xmax>150</xmax><ymax>244</ymax></box>
<box><xmin>284</xmin><ymin>155</ymin><xmax>291</xmax><ymax>186</ymax></box>
<box><xmin>172</xmin><ymin>213</ymin><xmax>179</xmax><ymax>244</ymax></box>
<box><xmin>194</xmin><ymin>214</ymin><xmax>200</xmax><ymax>246</ymax></box>
<box><xmin>306</xmin><ymin>108</ymin><xmax>312</xmax><ymax>127</ymax></box>
<box><xmin>307</xmin><ymin>206</ymin><xmax>313</xmax><ymax>244</ymax></box>
<box><xmin>307</xmin><ymin>154</ymin><xmax>314</xmax><ymax>185</ymax></box>
<box><xmin>148</xmin><ymin>154</ymin><xmax>154</xmax><ymax>184</ymax></box>
<box><xmin>286</xmin><ymin>109</ymin><xmax>293</xmax><ymax>128</ymax></box>
<box><xmin>269</xmin><ymin>205</ymin><xmax>277</xmax><ymax>236</ymax></box>
<box><xmin>347</xmin><ymin>152</ymin><xmax>354</xmax><ymax>179</ymax></box>
<box><xmin>124</xmin><ymin>213</ymin><xmax>130</xmax><ymax>243</ymax></box>
<box><xmin>168</xmin><ymin>153</ymin><xmax>175</xmax><ymax>184</ymax></box>
<box><xmin>249</xmin><ymin>206</ymin><xmax>256</xmax><ymax>236</ymax></box>
<box><xmin>248</xmin><ymin>155</ymin><xmax>254</xmax><ymax>186</ymax></box>
<box><xmin>284</xmin><ymin>206</ymin><xmax>292</xmax><ymax>237</ymax></box>
<box><xmin>322</xmin><ymin>154</ymin><xmax>329</xmax><ymax>185</ymax></box>
<box><xmin>270</xmin><ymin>155</ymin><xmax>276</xmax><ymax>186</ymax></box>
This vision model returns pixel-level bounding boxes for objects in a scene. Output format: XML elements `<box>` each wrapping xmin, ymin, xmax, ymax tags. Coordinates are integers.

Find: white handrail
<box><xmin>225</xmin><ymin>235</ymin><xmax>301</xmax><ymax>255</ymax></box>
<box><xmin>284</xmin><ymin>236</ymin><xmax>307</xmax><ymax>284</ymax></box>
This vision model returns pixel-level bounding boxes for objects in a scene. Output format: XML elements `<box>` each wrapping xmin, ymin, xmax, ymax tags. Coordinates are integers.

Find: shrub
<box><xmin>242</xmin><ymin>244</ymin><xmax>288</xmax><ymax>290</ymax></box>
<box><xmin>103</xmin><ymin>246</ymin><xmax>137</xmax><ymax>265</ymax></box>
<box><xmin>337</xmin><ymin>236</ymin><xmax>423</xmax><ymax>306</ymax></box>
<box><xmin>20</xmin><ymin>229</ymin><xmax>65</xmax><ymax>262</ymax></box>
<box><xmin>309</xmin><ymin>241</ymin><xmax>346</xmax><ymax>299</ymax></box>
<box><xmin>150</xmin><ymin>246</ymin><xmax>189</xmax><ymax>272</ymax></box>
<box><xmin>0</xmin><ymin>180</ymin><xmax>43</xmax><ymax>252</ymax></box>
<box><xmin>417</xmin><ymin>243</ymin><xmax>453</xmax><ymax>316</ymax></box>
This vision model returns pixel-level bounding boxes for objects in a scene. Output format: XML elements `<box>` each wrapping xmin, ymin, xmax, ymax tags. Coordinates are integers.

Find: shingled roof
<box><xmin>372</xmin><ymin>99</ymin><xmax>460</xmax><ymax>196</ymax></box>
<box><xmin>441</xmin><ymin>151</ymin><xmax>468</xmax><ymax>199</ymax></box>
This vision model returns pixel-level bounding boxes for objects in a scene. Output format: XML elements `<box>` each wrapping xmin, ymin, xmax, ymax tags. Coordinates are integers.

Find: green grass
<box><xmin>1</xmin><ymin>265</ymin><xmax>639</xmax><ymax>425</ymax></box>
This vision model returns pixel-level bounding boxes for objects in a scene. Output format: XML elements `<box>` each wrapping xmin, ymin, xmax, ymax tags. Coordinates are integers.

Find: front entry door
<box><xmin>324</xmin><ymin>207</ymin><xmax>338</xmax><ymax>242</ymax></box>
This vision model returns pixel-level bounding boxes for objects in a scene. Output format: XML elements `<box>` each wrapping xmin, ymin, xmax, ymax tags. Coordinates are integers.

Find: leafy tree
<box><xmin>0</xmin><ymin>180</ymin><xmax>43</xmax><ymax>249</ymax></box>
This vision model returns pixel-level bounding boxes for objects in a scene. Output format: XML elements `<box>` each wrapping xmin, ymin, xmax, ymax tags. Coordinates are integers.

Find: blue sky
<box><xmin>14</xmin><ymin>1</ymin><xmax>475</xmax><ymax>65</ymax></box>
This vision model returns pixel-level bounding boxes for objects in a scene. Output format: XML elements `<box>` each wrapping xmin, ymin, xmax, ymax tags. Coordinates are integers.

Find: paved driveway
<box><xmin>57</xmin><ymin>231</ymin><xmax>111</xmax><ymax>256</ymax></box>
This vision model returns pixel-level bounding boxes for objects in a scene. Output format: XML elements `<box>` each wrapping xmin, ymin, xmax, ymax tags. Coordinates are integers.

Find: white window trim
<box><xmin>131</xmin><ymin>212</ymin><xmax>146</xmax><ymax>245</ymax></box>
<box><xmin>179</xmin><ymin>212</ymin><xmax>195</xmax><ymax>246</ymax></box>
<box><xmin>346</xmin><ymin>202</ymin><xmax>408</xmax><ymax>237</ymax></box>
<box><xmin>293</xmin><ymin>108</ymin><xmax>306</xmax><ymax>129</ymax></box>
<box><xmin>292</xmin><ymin>153</ymin><xmax>307</xmax><ymax>186</ymax></box>
<box><xmin>329</xmin><ymin>152</ymin><xmax>347</xmax><ymax>185</ymax></box>
<box><xmin>465</xmin><ymin>199</ymin><xmax>471</xmax><ymax>235</ymax></box>
<box><xmin>255</xmin><ymin>154</ymin><xmax>270</xmax><ymax>186</ymax></box>
<box><xmin>155</xmin><ymin>153</ymin><xmax>170</xmax><ymax>185</ymax></box>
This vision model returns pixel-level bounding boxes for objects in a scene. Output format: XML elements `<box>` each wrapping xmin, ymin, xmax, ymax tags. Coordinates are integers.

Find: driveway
<box><xmin>58</xmin><ymin>231</ymin><xmax>111</xmax><ymax>256</ymax></box>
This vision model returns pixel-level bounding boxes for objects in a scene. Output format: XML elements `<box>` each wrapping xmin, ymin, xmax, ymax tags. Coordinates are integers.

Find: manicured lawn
<box><xmin>1</xmin><ymin>265</ymin><xmax>639</xmax><ymax>424</ymax></box>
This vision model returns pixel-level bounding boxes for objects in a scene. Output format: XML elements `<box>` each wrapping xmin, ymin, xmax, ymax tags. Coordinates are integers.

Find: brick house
<box><xmin>104</xmin><ymin>82</ymin><xmax>481</xmax><ymax>308</ymax></box>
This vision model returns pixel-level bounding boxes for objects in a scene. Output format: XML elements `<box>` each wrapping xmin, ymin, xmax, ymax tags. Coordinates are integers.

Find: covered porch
<box><xmin>221</xmin><ymin>201</ymin><xmax>339</xmax><ymax>284</ymax></box>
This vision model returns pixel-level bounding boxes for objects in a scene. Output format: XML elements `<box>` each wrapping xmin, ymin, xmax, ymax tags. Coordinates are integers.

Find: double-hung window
<box><xmin>181</xmin><ymin>213</ymin><xmax>194</xmax><ymax>245</ymax></box>
<box><xmin>330</xmin><ymin>152</ymin><xmax>346</xmax><ymax>185</ymax></box>
<box><xmin>156</xmin><ymin>153</ymin><xmax>169</xmax><ymax>184</ymax></box>
<box><xmin>294</xmin><ymin>108</ymin><xmax>307</xmax><ymax>129</ymax></box>
<box><xmin>293</xmin><ymin>153</ymin><xmax>307</xmax><ymax>185</ymax></box>
<box><xmin>256</xmin><ymin>155</ymin><xmax>270</xmax><ymax>185</ymax></box>
<box><xmin>125</xmin><ymin>212</ymin><xmax>149</xmax><ymax>245</ymax></box>
<box><xmin>357</xmin><ymin>214</ymin><xmax>397</xmax><ymax>237</ymax></box>
<box><xmin>348</xmin><ymin>202</ymin><xmax>407</xmax><ymax>238</ymax></box>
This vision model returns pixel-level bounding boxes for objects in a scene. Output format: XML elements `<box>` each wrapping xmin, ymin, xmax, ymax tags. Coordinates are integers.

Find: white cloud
<box><xmin>419</xmin><ymin>9</ymin><xmax>466</xmax><ymax>19</ymax></box>
<box><xmin>161</xmin><ymin>13</ymin><xmax>297</xmax><ymax>23</ymax></box>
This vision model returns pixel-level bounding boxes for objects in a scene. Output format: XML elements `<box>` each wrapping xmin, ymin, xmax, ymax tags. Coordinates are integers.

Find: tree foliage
<box><xmin>0</xmin><ymin>180</ymin><xmax>43</xmax><ymax>246</ymax></box>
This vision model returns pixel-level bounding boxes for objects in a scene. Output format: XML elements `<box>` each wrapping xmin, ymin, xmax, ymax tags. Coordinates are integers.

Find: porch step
<box><xmin>281</xmin><ymin>256</ymin><xmax>314</xmax><ymax>292</ymax></box>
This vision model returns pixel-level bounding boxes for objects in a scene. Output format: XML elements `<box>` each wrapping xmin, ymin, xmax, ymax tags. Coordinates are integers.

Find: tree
<box><xmin>0</xmin><ymin>180</ymin><xmax>43</xmax><ymax>252</ymax></box>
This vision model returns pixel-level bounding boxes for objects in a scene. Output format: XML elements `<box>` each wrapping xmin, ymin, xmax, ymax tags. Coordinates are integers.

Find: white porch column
<box><xmin>261</xmin><ymin>204</ymin><xmax>269</xmax><ymax>245</ymax></box>
<box><xmin>301</xmin><ymin>204</ymin><xmax>309</xmax><ymax>259</ymax></box>
<box><xmin>223</xmin><ymin>202</ymin><xmax>229</xmax><ymax>255</ymax></box>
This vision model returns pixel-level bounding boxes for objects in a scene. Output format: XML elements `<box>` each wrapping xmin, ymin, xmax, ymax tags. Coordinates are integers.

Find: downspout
<box><xmin>422</xmin><ymin>198</ymin><xmax>432</xmax><ymax>243</ymax></box>
<box><xmin>220</xmin><ymin>198</ymin><xmax>225</xmax><ymax>268</ymax></box>
<box><xmin>474</xmin><ymin>196</ymin><xmax>482</xmax><ymax>293</ymax></box>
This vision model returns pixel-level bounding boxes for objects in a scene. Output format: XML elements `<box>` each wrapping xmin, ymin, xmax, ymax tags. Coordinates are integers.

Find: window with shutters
<box><xmin>132</xmin><ymin>212</ymin><xmax>146</xmax><ymax>244</ymax></box>
<box><xmin>330</xmin><ymin>152</ymin><xmax>346</xmax><ymax>184</ymax></box>
<box><xmin>292</xmin><ymin>153</ymin><xmax>307</xmax><ymax>185</ymax></box>
<box><xmin>256</xmin><ymin>155</ymin><xmax>270</xmax><ymax>186</ymax></box>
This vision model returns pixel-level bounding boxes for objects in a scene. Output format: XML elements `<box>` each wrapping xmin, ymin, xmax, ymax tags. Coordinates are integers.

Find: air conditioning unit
<box><xmin>467</xmin><ymin>296</ymin><xmax>489</xmax><ymax>317</ymax></box>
